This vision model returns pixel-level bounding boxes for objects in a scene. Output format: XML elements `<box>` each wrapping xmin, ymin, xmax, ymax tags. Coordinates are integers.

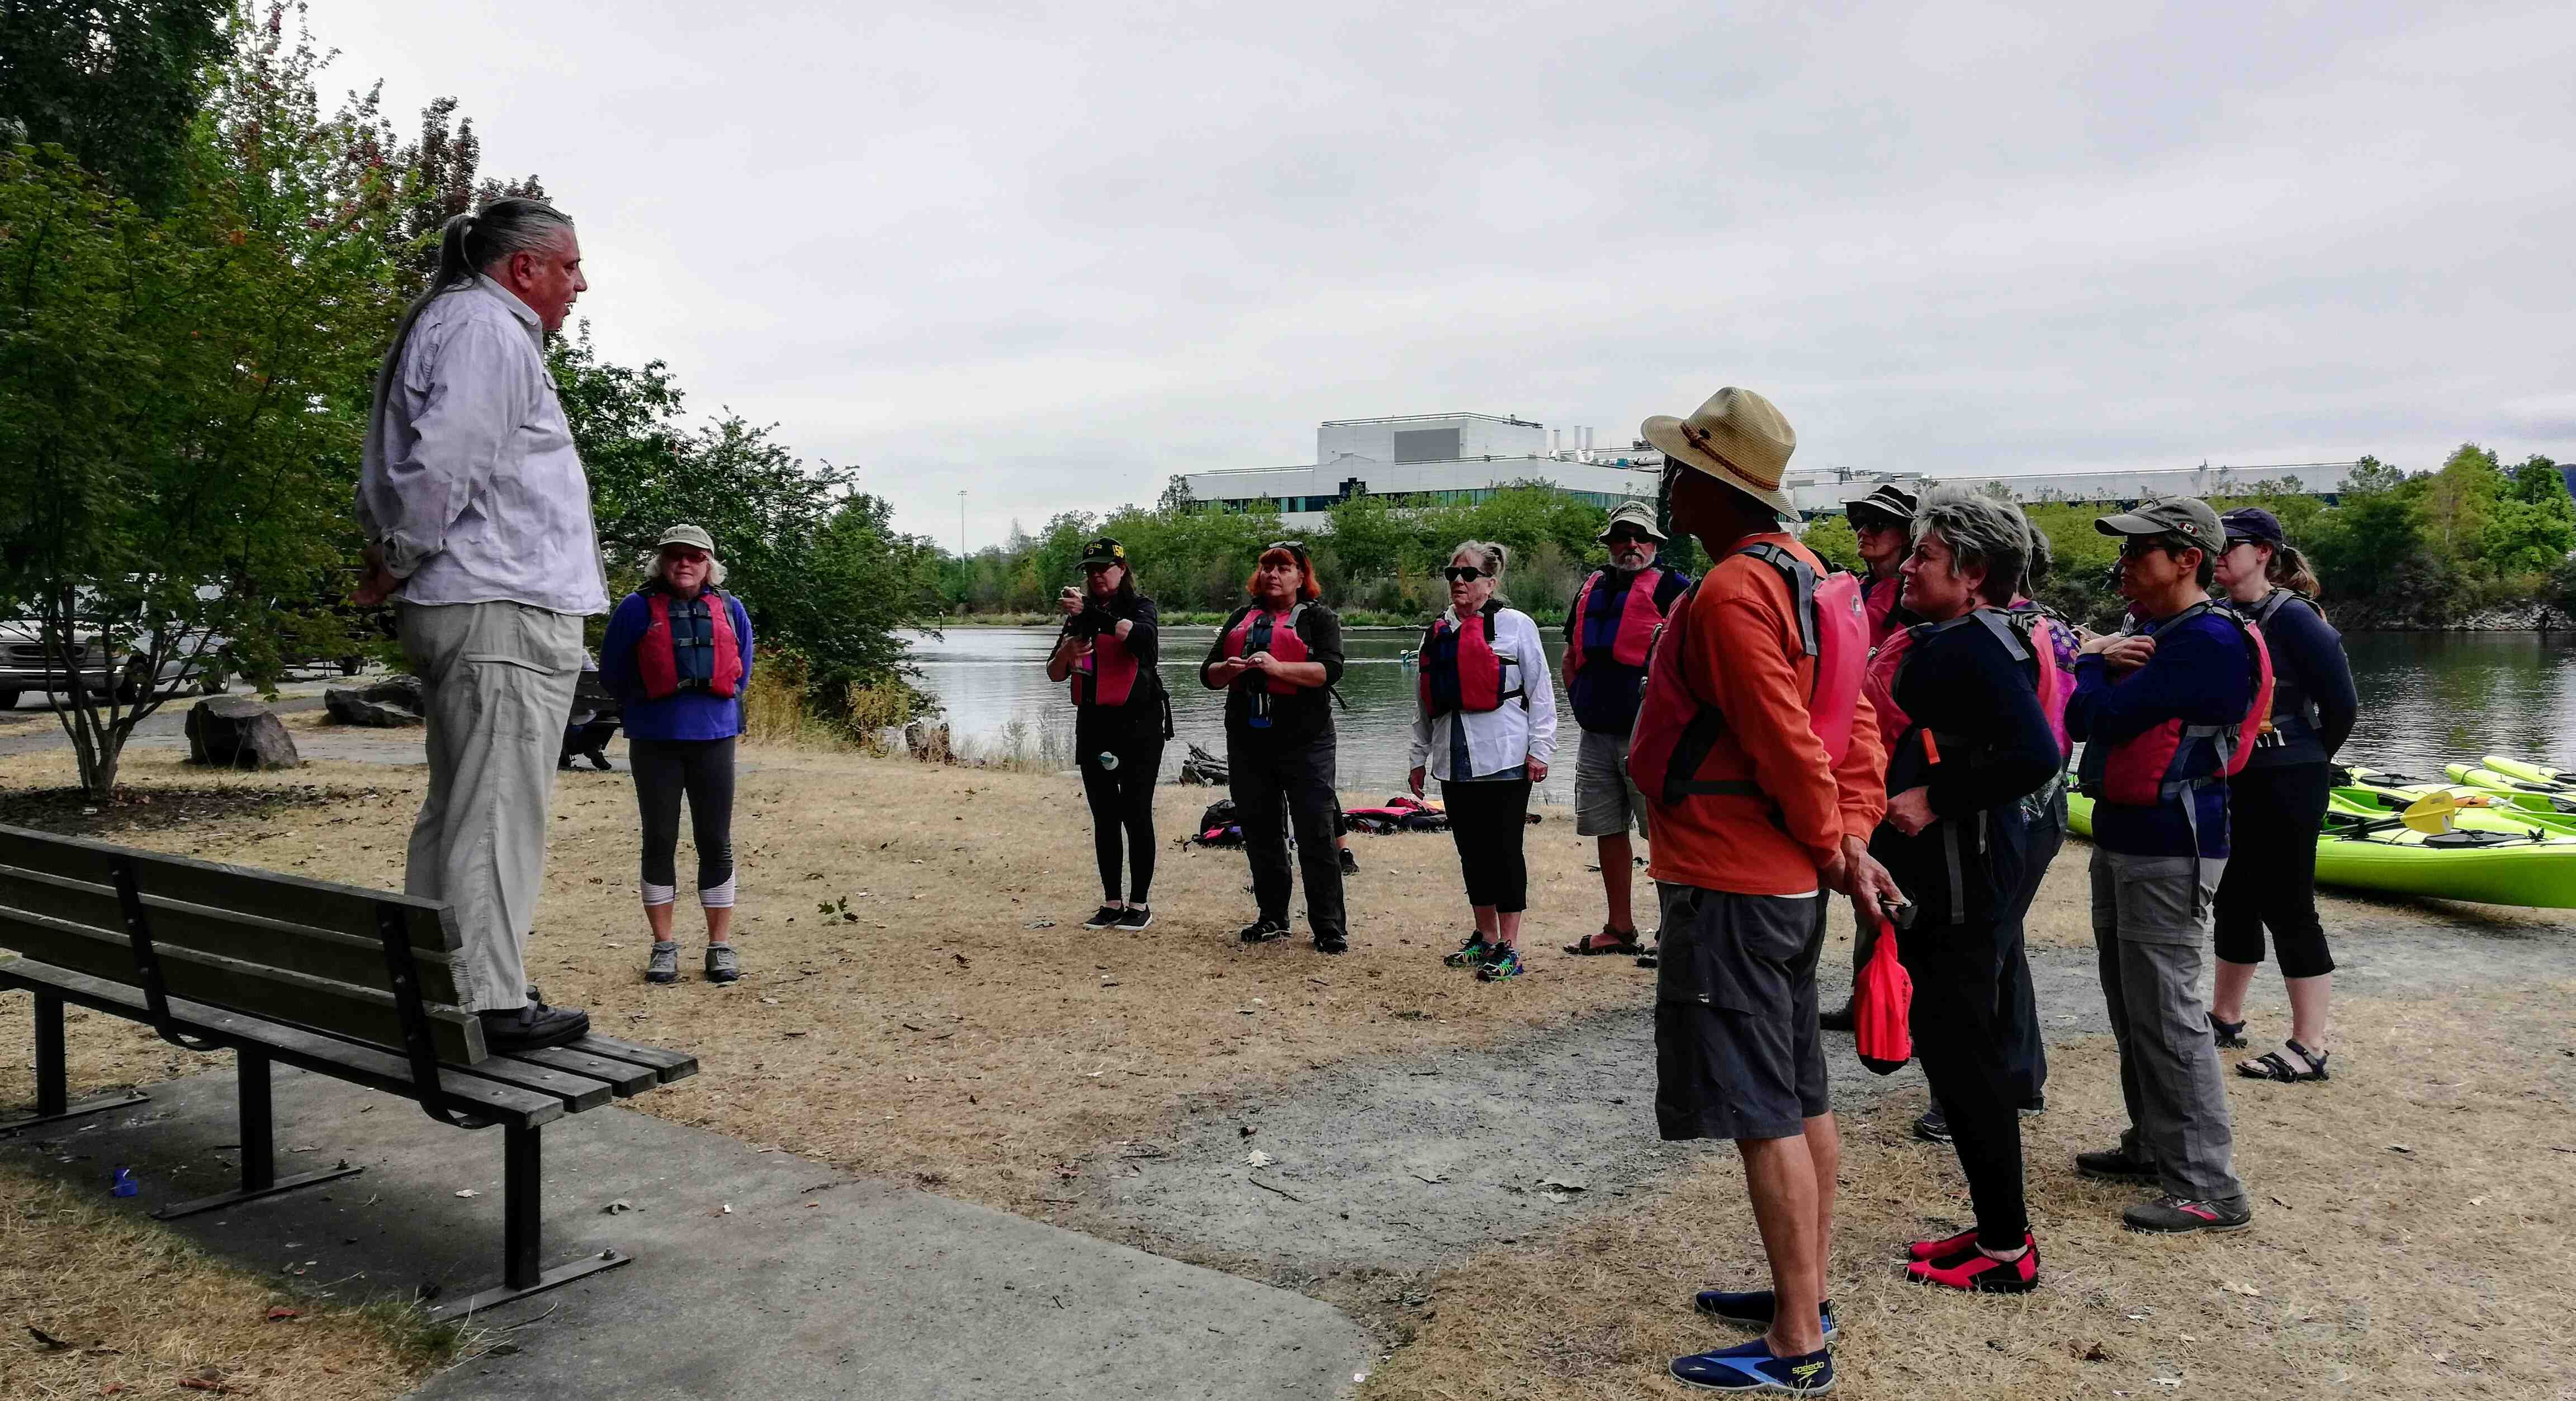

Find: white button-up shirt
<box><xmin>1408</xmin><ymin>604</ymin><xmax>1560</xmax><ymax>781</ymax></box>
<box><xmin>357</xmin><ymin>276</ymin><xmax>609</xmax><ymax>615</ymax></box>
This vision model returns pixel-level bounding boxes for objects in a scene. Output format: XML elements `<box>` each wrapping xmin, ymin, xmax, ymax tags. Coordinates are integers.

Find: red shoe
<box><xmin>1907</xmin><ymin>1227</ymin><xmax>1978</xmax><ymax>1262</ymax></box>
<box><xmin>1907</xmin><ymin>1236</ymin><xmax>2039</xmax><ymax>1293</ymax></box>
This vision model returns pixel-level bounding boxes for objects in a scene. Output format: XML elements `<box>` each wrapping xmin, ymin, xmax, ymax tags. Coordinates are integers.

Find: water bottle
<box><xmin>110</xmin><ymin>1167</ymin><xmax>138</xmax><ymax>1198</ymax></box>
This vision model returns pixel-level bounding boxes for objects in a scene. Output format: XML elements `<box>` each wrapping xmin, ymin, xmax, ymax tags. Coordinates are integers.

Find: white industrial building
<box><xmin>1181</xmin><ymin>412</ymin><xmax>2357</xmax><ymax>530</ymax></box>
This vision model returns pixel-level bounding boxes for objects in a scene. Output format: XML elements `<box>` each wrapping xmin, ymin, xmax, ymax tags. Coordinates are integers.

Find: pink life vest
<box><xmin>2079</xmin><ymin>601</ymin><xmax>2275</xmax><ymax>807</ymax></box>
<box><xmin>1859</xmin><ymin>570</ymin><xmax>1907</xmax><ymax>647</ymax></box>
<box><xmin>1564</xmin><ymin>567</ymin><xmax>1664</xmax><ymax>676</ymax></box>
<box><xmin>1222</xmin><ymin>603</ymin><xmax>1311</xmax><ymax>696</ymax></box>
<box><xmin>1628</xmin><ymin>542</ymin><xmax>1865</xmax><ymax>806</ymax></box>
<box><xmin>1071</xmin><ymin>625</ymin><xmax>1140</xmax><ymax>708</ymax></box>
<box><xmin>1418</xmin><ymin>602</ymin><xmax>1519</xmax><ymax>717</ymax></box>
<box><xmin>2009</xmin><ymin>609</ymin><xmax>2075</xmax><ymax>761</ymax></box>
<box><xmin>636</xmin><ymin>589</ymin><xmax>743</xmax><ymax>701</ymax></box>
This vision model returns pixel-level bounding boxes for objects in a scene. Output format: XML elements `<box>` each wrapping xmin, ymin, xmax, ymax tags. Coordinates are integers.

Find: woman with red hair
<box><xmin>1200</xmin><ymin>541</ymin><xmax>1348</xmax><ymax>953</ymax></box>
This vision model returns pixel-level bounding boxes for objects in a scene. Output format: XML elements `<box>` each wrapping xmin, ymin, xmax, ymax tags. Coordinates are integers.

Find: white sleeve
<box><xmin>1514</xmin><ymin>610</ymin><xmax>1559</xmax><ymax>766</ymax></box>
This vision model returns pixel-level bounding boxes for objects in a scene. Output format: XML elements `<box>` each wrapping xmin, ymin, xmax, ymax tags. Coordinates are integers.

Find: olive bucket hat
<box><xmin>656</xmin><ymin>523</ymin><xmax>716</xmax><ymax>553</ymax></box>
<box><xmin>1596</xmin><ymin>501</ymin><xmax>1670</xmax><ymax>543</ymax></box>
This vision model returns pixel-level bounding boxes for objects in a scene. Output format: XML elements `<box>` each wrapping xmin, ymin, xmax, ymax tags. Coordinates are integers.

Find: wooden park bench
<box><xmin>0</xmin><ymin>823</ymin><xmax>698</xmax><ymax>1315</ymax></box>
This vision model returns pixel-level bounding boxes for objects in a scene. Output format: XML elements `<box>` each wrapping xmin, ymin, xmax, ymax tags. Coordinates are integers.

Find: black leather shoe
<box><xmin>1819</xmin><ymin>1000</ymin><xmax>1856</xmax><ymax>1032</ymax></box>
<box><xmin>480</xmin><ymin>1000</ymin><xmax>591</xmax><ymax>1052</ymax></box>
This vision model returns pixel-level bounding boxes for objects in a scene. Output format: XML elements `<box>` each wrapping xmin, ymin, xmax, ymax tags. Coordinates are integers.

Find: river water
<box><xmin>901</xmin><ymin>626</ymin><xmax>2576</xmax><ymax>799</ymax></box>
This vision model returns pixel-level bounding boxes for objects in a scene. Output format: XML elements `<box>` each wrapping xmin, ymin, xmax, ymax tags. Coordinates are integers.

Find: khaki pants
<box><xmin>398</xmin><ymin>602</ymin><xmax>584</xmax><ymax>1013</ymax></box>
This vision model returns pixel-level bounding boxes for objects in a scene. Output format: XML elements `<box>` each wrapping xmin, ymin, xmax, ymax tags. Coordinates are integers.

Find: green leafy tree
<box><xmin>0</xmin><ymin>8</ymin><xmax>409</xmax><ymax>796</ymax></box>
<box><xmin>2307</xmin><ymin>455</ymin><xmax>2424</xmax><ymax>597</ymax></box>
<box><xmin>1801</xmin><ymin>516</ymin><xmax>1862</xmax><ymax>573</ymax></box>
<box><xmin>0</xmin><ymin>0</ymin><xmax>229</xmax><ymax>210</ymax></box>
<box><xmin>2482</xmin><ymin>455</ymin><xmax>2576</xmax><ymax>576</ymax></box>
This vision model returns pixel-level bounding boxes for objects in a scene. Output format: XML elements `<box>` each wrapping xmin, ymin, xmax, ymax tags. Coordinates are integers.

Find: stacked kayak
<box><xmin>2066</xmin><ymin>789</ymin><xmax>2576</xmax><ymax>908</ymax></box>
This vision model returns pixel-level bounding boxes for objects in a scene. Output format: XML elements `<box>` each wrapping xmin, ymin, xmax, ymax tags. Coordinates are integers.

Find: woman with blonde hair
<box><xmin>601</xmin><ymin>524</ymin><xmax>755</xmax><ymax>985</ymax></box>
<box><xmin>1409</xmin><ymin>541</ymin><xmax>1558</xmax><ymax>981</ymax></box>
<box><xmin>2208</xmin><ymin>507</ymin><xmax>2356</xmax><ymax>1084</ymax></box>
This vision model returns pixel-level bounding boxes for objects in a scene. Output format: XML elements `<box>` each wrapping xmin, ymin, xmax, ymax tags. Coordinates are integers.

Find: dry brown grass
<box><xmin>0</xmin><ymin>1165</ymin><xmax>473</xmax><ymax>1399</ymax></box>
<box><xmin>5</xmin><ymin>743</ymin><xmax>2574</xmax><ymax>1398</ymax></box>
<box><xmin>1363</xmin><ymin>987</ymin><xmax>2576</xmax><ymax>1399</ymax></box>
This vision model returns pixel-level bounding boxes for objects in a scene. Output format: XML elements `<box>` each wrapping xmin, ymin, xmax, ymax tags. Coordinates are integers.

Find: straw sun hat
<box><xmin>1641</xmin><ymin>387</ymin><xmax>1798</xmax><ymax>518</ymax></box>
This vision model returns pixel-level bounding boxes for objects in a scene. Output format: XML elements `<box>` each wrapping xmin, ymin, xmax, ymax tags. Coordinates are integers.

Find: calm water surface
<box><xmin>901</xmin><ymin>626</ymin><xmax>2576</xmax><ymax>798</ymax></box>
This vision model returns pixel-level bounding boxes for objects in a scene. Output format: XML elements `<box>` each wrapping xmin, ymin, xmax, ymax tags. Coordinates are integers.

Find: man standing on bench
<box><xmin>353</xmin><ymin>197</ymin><xmax>606</xmax><ymax>1052</ymax></box>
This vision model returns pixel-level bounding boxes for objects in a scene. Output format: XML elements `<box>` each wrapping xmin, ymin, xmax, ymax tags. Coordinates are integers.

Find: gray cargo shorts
<box><xmin>1574</xmin><ymin>728</ymin><xmax>1651</xmax><ymax>839</ymax></box>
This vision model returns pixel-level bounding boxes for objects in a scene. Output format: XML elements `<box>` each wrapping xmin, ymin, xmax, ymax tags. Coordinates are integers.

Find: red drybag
<box><xmin>1854</xmin><ymin>914</ymin><xmax>1914</xmax><ymax>1075</ymax></box>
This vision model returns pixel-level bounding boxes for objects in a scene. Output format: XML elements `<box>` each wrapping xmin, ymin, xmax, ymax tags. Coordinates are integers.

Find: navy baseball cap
<box><xmin>2220</xmin><ymin>507</ymin><xmax>2284</xmax><ymax>546</ymax></box>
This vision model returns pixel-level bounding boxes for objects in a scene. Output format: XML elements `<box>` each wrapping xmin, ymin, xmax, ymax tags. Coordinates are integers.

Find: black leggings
<box><xmin>631</xmin><ymin>737</ymin><xmax>737</xmax><ymax>905</ymax></box>
<box><xmin>1080</xmin><ymin>734</ymin><xmax>1163</xmax><ymax>904</ymax></box>
<box><xmin>1442</xmin><ymin>777</ymin><xmax>1532</xmax><ymax>913</ymax></box>
<box><xmin>1995</xmin><ymin>796</ymin><xmax>2063</xmax><ymax>1104</ymax></box>
<box><xmin>2214</xmin><ymin>762</ymin><xmax>2335</xmax><ymax>977</ymax></box>
<box><xmin>1903</xmin><ymin>917</ymin><xmax>2029</xmax><ymax>1251</ymax></box>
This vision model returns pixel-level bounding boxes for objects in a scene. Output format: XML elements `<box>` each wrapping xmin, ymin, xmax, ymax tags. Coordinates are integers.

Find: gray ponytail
<box><xmin>370</xmin><ymin>198</ymin><xmax>575</xmax><ymax>421</ymax></box>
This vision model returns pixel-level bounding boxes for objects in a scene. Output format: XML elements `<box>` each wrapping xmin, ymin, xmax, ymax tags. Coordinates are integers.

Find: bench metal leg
<box><xmin>429</xmin><ymin>1122</ymin><xmax>629</xmax><ymax>1316</ymax></box>
<box><xmin>153</xmin><ymin>1051</ymin><xmax>361</xmax><ymax>1220</ymax></box>
<box><xmin>2</xmin><ymin>991</ymin><xmax>148</xmax><ymax>1134</ymax></box>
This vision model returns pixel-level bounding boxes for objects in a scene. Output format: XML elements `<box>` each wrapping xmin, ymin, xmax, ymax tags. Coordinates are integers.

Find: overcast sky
<box><xmin>309</xmin><ymin>1</ymin><xmax>2576</xmax><ymax>552</ymax></box>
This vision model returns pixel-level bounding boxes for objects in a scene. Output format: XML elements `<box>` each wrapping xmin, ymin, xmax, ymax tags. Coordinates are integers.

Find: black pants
<box><xmin>1079</xmin><ymin>733</ymin><xmax>1163</xmax><ymax>903</ymax></box>
<box><xmin>2214</xmin><ymin>761</ymin><xmax>2335</xmax><ymax>977</ymax></box>
<box><xmin>1229</xmin><ymin>735</ymin><xmax>1346</xmax><ymax>941</ymax></box>
<box><xmin>1442</xmin><ymin>777</ymin><xmax>1532</xmax><ymax>913</ymax></box>
<box><xmin>1902</xmin><ymin>916</ymin><xmax>2029</xmax><ymax>1250</ymax></box>
<box><xmin>1995</xmin><ymin>792</ymin><xmax>2063</xmax><ymax>1104</ymax></box>
<box><xmin>631</xmin><ymin>737</ymin><xmax>737</xmax><ymax>901</ymax></box>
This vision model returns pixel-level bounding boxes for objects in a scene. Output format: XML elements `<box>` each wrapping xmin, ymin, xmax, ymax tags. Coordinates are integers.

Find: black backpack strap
<box><xmin>1736</xmin><ymin>543</ymin><xmax>1819</xmax><ymax>657</ymax></box>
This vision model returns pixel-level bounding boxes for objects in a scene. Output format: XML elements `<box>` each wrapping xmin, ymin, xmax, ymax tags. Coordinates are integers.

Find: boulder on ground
<box><xmin>186</xmin><ymin>696</ymin><xmax>301</xmax><ymax>770</ymax></box>
<box><xmin>325</xmin><ymin>675</ymin><xmax>424</xmax><ymax>728</ymax></box>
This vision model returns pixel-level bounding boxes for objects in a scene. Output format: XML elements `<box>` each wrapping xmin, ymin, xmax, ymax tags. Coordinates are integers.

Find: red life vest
<box><xmin>1629</xmin><ymin>542</ymin><xmax>1865</xmax><ymax>806</ymax></box>
<box><xmin>1862</xmin><ymin>624</ymin><xmax>1916</xmax><ymax>752</ymax></box>
<box><xmin>1070</xmin><ymin>626</ymin><xmax>1140</xmax><ymax>708</ymax></box>
<box><xmin>1418</xmin><ymin>602</ymin><xmax>1522</xmax><ymax>717</ymax></box>
<box><xmin>2009</xmin><ymin>609</ymin><xmax>2075</xmax><ymax>761</ymax></box>
<box><xmin>636</xmin><ymin>588</ymin><xmax>743</xmax><ymax>701</ymax></box>
<box><xmin>1859</xmin><ymin>569</ymin><xmax>1907</xmax><ymax>647</ymax></box>
<box><xmin>1564</xmin><ymin>567</ymin><xmax>1665</xmax><ymax>676</ymax></box>
<box><xmin>2077</xmin><ymin>601</ymin><xmax>2275</xmax><ymax>807</ymax></box>
<box><xmin>1222</xmin><ymin>602</ymin><xmax>1311</xmax><ymax>696</ymax></box>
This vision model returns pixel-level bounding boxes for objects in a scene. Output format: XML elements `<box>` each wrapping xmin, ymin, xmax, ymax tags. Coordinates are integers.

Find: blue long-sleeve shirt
<box><xmin>2067</xmin><ymin>607</ymin><xmax>2255</xmax><ymax>858</ymax></box>
<box><xmin>600</xmin><ymin>588</ymin><xmax>755</xmax><ymax>741</ymax></box>
<box><xmin>2233</xmin><ymin>592</ymin><xmax>2358</xmax><ymax>768</ymax></box>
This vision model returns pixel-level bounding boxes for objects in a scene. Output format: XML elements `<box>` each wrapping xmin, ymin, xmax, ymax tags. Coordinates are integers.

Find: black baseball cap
<box><xmin>1079</xmin><ymin>537</ymin><xmax>1127</xmax><ymax>568</ymax></box>
<box><xmin>2220</xmin><ymin>507</ymin><xmax>2284</xmax><ymax>546</ymax></box>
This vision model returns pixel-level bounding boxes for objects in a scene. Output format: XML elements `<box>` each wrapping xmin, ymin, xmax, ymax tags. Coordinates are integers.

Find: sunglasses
<box><xmin>2118</xmin><ymin>536</ymin><xmax>2201</xmax><ymax>560</ymax></box>
<box><xmin>1263</xmin><ymin>540</ymin><xmax>1309</xmax><ymax>560</ymax></box>
<box><xmin>1442</xmin><ymin>566</ymin><xmax>1487</xmax><ymax>583</ymax></box>
<box><xmin>662</xmin><ymin>548</ymin><xmax>710</xmax><ymax>564</ymax></box>
<box><xmin>1604</xmin><ymin>530</ymin><xmax>1655</xmax><ymax>545</ymax></box>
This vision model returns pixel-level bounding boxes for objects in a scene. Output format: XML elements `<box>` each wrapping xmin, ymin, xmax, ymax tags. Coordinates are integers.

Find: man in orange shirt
<box><xmin>1631</xmin><ymin>387</ymin><xmax>1898</xmax><ymax>1395</ymax></box>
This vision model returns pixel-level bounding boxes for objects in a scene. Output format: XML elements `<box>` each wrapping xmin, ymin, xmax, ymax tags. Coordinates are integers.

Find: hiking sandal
<box><xmin>2237</xmin><ymin>1039</ymin><xmax>2328</xmax><ymax>1082</ymax></box>
<box><xmin>1562</xmin><ymin>925</ymin><xmax>1643</xmax><ymax>957</ymax></box>
<box><xmin>2210</xmin><ymin>1016</ymin><xmax>2248</xmax><ymax>1048</ymax></box>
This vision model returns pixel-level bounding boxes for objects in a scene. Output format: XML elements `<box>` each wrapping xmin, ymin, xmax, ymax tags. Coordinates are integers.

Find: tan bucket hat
<box><xmin>1641</xmin><ymin>387</ymin><xmax>1798</xmax><ymax>517</ymax></box>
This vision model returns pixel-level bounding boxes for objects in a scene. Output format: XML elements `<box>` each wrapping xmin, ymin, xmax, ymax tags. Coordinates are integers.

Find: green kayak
<box><xmin>2343</xmin><ymin>767</ymin><xmax>2576</xmax><ymax>833</ymax></box>
<box><xmin>2068</xmin><ymin>791</ymin><xmax>2576</xmax><ymax>908</ymax></box>
<box><xmin>2481</xmin><ymin>755</ymin><xmax>2575</xmax><ymax>789</ymax></box>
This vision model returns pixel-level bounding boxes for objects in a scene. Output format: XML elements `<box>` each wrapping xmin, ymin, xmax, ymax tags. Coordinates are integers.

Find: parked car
<box><xmin>0</xmin><ymin>616</ymin><xmax>226</xmax><ymax>710</ymax></box>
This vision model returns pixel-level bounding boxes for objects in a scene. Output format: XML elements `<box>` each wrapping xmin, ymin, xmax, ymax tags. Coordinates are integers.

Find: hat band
<box><xmin>1680</xmin><ymin>424</ymin><xmax>1779</xmax><ymax>490</ymax></box>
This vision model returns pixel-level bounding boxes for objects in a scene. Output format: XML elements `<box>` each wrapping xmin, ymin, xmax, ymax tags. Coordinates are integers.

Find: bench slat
<box><xmin>0</xmin><ymin>909</ymin><xmax>482</xmax><ymax>1063</ymax></box>
<box><xmin>0</xmin><ymin>961</ymin><xmax>556</xmax><ymax>1127</ymax></box>
<box><xmin>450</xmin><ymin>1055</ymin><xmax>617</xmax><ymax>1113</ymax></box>
<box><xmin>505</xmin><ymin>1044</ymin><xmax>659</xmax><ymax>1096</ymax></box>
<box><xmin>565</xmin><ymin>1034</ymin><xmax>700</xmax><ymax>1083</ymax></box>
<box><xmin>0</xmin><ymin>863</ymin><xmax>462</xmax><ymax>1006</ymax></box>
<box><xmin>0</xmin><ymin>825</ymin><xmax>456</xmax><ymax>952</ymax></box>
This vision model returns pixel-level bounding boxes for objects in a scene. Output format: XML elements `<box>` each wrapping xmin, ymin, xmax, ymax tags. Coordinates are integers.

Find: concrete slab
<box><xmin>2</xmin><ymin>1066</ymin><xmax>1370</xmax><ymax>1400</ymax></box>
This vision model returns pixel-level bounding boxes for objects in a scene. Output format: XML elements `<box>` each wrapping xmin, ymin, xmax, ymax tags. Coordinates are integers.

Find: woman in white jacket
<box><xmin>1409</xmin><ymin>540</ymin><xmax>1559</xmax><ymax>981</ymax></box>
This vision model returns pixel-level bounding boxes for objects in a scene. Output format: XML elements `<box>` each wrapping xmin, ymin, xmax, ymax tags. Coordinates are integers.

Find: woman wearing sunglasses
<box><xmin>1410</xmin><ymin>541</ymin><xmax>1559</xmax><ymax>981</ymax></box>
<box><xmin>600</xmin><ymin>524</ymin><xmax>755</xmax><ymax>986</ymax></box>
<box><xmin>1201</xmin><ymin>541</ymin><xmax>1349</xmax><ymax>953</ymax></box>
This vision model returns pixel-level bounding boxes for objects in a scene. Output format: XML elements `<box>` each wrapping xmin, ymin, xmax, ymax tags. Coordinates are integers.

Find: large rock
<box><xmin>326</xmin><ymin>674</ymin><xmax>424</xmax><ymax>728</ymax></box>
<box><xmin>186</xmin><ymin>696</ymin><xmax>301</xmax><ymax>770</ymax></box>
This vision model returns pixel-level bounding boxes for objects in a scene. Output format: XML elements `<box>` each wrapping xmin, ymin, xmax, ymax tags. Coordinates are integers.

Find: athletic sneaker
<box><xmin>704</xmin><ymin>943</ymin><xmax>739</xmax><ymax>984</ymax></box>
<box><xmin>2019</xmin><ymin>1096</ymin><xmax>2045</xmax><ymax>1116</ymax></box>
<box><xmin>1442</xmin><ymin>931</ymin><xmax>1493</xmax><ymax>967</ymax></box>
<box><xmin>1912</xmin><ymin>1106</ymin><xmax>1950</xmax><ymax>1143</ymax></box>
<box><xmin>2123</xmin><ymin>1196</ymin><xmax>2252</xmax><ymax>1235</ymax></box>
<box><xmin>1475</xmin><ymin>946</ymin><xmax>1524</xmax><ymax>981</ymax></box>
<box><xmin>1907</xmin><ymin>1238</ymin><xmax>2039</xmax><ymax>1293</ymax></box>
<box><xmin>2075</xmin><ymin>1144</ymin><xmax>2159</xmax><ymax>1184</ymax></box>
<box><xmin>1338</xmin><ymin>848</ymin><xmax>1360</xmax><ymax>876</ymax></box>
<box><xmin>1313</xmin><ymin>935</ymin><xmax>1347</xmax><ymax>955</ymax></box>
<box><xmin>1115</xmin><ymin>906</ymin><xmax>1154</xmax><ymax>930</ymax></box>
<box><xmin>1082</xmin><ymin>905</ymin><xmax>1125</xmax><ymax>930</ymax></box>
<box><xmin>1691</xmin><ymin>1290</ymin><xmax>1837</xmax><ymax>1344</ymax></box>
<box><xmin>1238</xmin><ymin>918</ymin><xmax>1291</xmax><ymax>944</ymax></box>
<box><xmin>645</xmin><ymin>940</ymin><xmax>680</xmax><ymax>985</ymax></box>
<box><xmin>1670</xmin><ymin>1338</ymin><xmax>1834</xmax><ymax>1393</ymax></box>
